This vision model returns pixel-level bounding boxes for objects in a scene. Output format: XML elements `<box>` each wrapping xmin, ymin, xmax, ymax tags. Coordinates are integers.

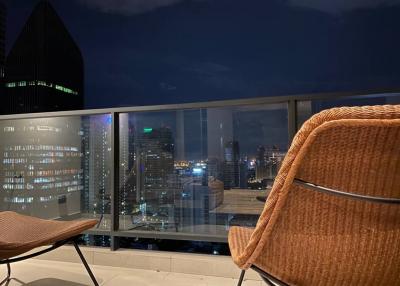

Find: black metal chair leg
<box><xmin>96</xmin><ymin>214</ymin><xmax>103</xmax><ymax>229</ymax></box>
<box><xmin>237</xmin><ymin>270</ymin><xmax>246</xmax><ymax>286</ymax></box>
<box><xmin>0</xmin><ymin>263</ymin><xmax>10</xmax><ymax>286</ymax></box>
<box><xmin>73</xmin><ymin>241</ymin><xmax>99</xmax><ymax>286</ymax></box>
<box><xmin>261</xmin><ymin>276</ymin><xmax>274</xmax><ymax>286</ymax></box>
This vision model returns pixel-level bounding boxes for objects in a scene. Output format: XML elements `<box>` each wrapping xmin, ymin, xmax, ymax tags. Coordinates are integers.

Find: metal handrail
<box><xmin>293</xmin><ymin>179</ymin><xmax>400</xmax><ymax>204</ymax></box>
<box><xmin>0</xmin><ymin>89</ymin><xmax>398</xmax><ymax>120</ymax></box>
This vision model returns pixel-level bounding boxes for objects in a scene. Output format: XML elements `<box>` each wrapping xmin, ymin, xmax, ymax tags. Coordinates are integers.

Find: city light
<box><xmin>192</xmin><ymin>167</ymin><xmax>203</xmax><ymax>174</ymax></box>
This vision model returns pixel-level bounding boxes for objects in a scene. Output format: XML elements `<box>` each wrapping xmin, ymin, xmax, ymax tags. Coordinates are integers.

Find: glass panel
<box><xmin>296</xmin><ymin>93</ymin><xmax>400</xmax><ymax>129</ymax></box>
<box><xmin>0</xmin><ymin>114</ymin><xmax>112</xmax><ymax>230</ymax></box>
<box><xmin>118</xmin><ymin>103</ymin><xmax>288</xmax><ymax>240</ymax></box>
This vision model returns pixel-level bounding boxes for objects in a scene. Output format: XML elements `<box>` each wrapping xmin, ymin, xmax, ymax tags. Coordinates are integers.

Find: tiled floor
<box><xmin>1</xmin><ymin>260</ymin><xmax>262</xmax><ymax>286</ymax></box>
<box><xmin>29</xmin><ymin>245</ymin><xmax>262</xmax><ymax>280</ymax></box>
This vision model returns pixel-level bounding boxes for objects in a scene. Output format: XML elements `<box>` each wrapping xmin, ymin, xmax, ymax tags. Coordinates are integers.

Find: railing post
<box><xmin>110</xmin><ymin>112</ymin><xmax>120</xmax><ymax>250</ymax></box>
<box><xmin>288</xmin><ymin>99</ymin><xmax>297</xmax><ymax>143</ymax></box>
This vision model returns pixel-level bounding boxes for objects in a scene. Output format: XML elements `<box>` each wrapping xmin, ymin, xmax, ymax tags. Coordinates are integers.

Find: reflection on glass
<box><xmin>0</xmin><ymin>115</ymin><xmax>112</xmax><ymax>231</ymax></box>
<box><xmin>81</xmin><ymin>115</ymin><xmax>112</xmax><ymax>230</ymax></box>
<box><xmin>118</xmin><ymin>104</ymin><xmax>289</xmax><ymax>239</ymax></box>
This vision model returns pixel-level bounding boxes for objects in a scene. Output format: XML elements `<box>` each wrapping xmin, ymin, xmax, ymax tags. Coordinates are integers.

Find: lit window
<box><xmin>7</xmin><ymin>80</ymin><xmax>79</xmax><ymax>95</ymax></box>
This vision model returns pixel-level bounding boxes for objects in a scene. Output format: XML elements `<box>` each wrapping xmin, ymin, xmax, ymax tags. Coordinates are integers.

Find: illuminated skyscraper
<box><xmin>137</xmin><ymin>127</ymin><xmax>174</xmax><ymax>205</ymax></box>
<box><xmin>119</xmin><ymin>113</ymin><xmax>136</xmax><ymax>217</ymax></box>
<box><xmin>0</xmin><ymin>117</ymin><xmax>83</xmax><ymax>219</ymax></box>
<box><xmin>81</xmin><ymin>115</ymin><xmax>112</xmax><ymax>229</ymax></box>
<box><xmin>4</xmin><ymin>0</ymin><xmax>83</xmax><ymax>114</ymax></box>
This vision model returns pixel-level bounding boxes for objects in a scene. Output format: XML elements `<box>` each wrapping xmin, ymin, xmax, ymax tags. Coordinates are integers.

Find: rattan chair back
<box><xmin>229</xmin><ymin>105</ymin><xmax>400</xmax><ymax>285</ymax></box>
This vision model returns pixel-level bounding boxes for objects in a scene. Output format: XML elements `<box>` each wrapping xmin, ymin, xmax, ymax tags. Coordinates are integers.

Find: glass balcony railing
<box><xmin>0</xmin><ymin>91</ymin><xmax>398</xmax><ymax>249</ymax></box>
<box><xmin>117</xmin><ymin>103</ymin><xmax>288</xmax><ymax>240</ymax></box>
<box><xmin>0</xmin><ymin>115</ymin><xmax>112</xmax><ymax>229</ymax></box>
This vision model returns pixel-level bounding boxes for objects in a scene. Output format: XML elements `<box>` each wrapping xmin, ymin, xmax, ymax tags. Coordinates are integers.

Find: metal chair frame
<box><xmin>237</xmin><ymin>266</ymin><xmax>289</xmax><ymax>286</ymax></box>
<box><xmin>0</xmin><ymin>235</ymin><xmax>99</xmax><ymax>286</ymax></box>
<box><xmin>293</xmin><ymin>179</ymin><xmax>400</xmax><ymax>205</ymax></box>
<box><xmin>236</xmin><ymin>178</ymin><xmax>400</xmax><ymax>286</ymax></box>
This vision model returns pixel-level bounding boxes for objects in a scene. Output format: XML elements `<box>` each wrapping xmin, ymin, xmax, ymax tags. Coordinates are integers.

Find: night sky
<box><xmin>3</xmin><ymin>0</ymin><xmax>400</xmax><ymax>109</ymax></box>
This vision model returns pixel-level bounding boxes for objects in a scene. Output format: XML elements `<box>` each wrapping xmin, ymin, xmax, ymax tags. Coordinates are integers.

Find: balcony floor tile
<box><xmin>0</xmin><ymin>260</ymin><xmax>261</xmax><ymax>286</ymax></box>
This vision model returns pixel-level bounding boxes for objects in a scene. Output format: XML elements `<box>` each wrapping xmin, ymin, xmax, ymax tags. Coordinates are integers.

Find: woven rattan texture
<box><xmin>228</xmin><ymin>105</ymin><xmax>400</xmax><ymax>286</ymax></box>
<box><xmin>0</xmin><ymin>211</ymin><xmax>97</xmax><ymax>260</ymax></box>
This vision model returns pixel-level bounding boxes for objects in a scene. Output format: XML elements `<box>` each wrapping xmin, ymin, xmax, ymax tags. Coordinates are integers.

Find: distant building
<box><xmin>174</xmin><ymin>177</ymin><xmax>223</xmax><ymax>231</ymax></box>
<box><xmin>255</xmin><ymin>145</ymin><xmax>285</xmax><ymax>181</ymax></box>
<box><xmin>81</xmin><ymin>115</ymin><xmax>112</xmax><ymax>227</ymax></box>
<box><xmin>0</xmin><ymin>1</ymin><xmax>6</xmax><ymax>101</ymax></box>
<box><xmin>238</xmin><ymin>161</ymin><xmax>248</xmax><ymax>189</ymax></box>
<box><xmin>4</xmin><ymin>0</ymin><xmax>83</xmax><ymax>114</ymax></box>
<box><xmin>136</xmin><ymin>127</ymin><xmax>174</xmax><ymax>204</ymax></box>
<box><xmin>119</xmin><ymin>114</ymin><xmax>136</xmax><ymax>216</ymax></box>
<box><xmin>0</xmin><ymin>2</ymin><xmax>5</xmax><ymax>80</ymax></box>
<box><xmin>207</xmin><ymin>157</ymin><xmax>223</xmax><ymax>181</ymax></box>
<box><xmin>0</xmin><ymin>117</ymin><xmax>83</xmax><ymax>219</ymax></box>
<box><xmin>223</xmin><ymin>141</ymin><xmax>240</xmax><ymax>189</ymax></box>
<box><xmin>118</xmin><ymin>123</ymin><xmax>177</xmax><ymax>230</ymax></box>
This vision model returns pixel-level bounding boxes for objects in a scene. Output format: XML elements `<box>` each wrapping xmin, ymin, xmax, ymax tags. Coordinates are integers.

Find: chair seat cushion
<box><xmin>0</xmin><ymin>211</ymin><xmax>97</xmax><ymax>260</ymax></box>
<box><xmin>228</xmin><ymin>226</ymin><xmax>254</xmax><ymax>267</ymax></box>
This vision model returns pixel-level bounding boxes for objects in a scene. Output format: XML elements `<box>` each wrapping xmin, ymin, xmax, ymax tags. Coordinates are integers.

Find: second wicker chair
<box><xmin>229</xmin><ymin>105</ymin><xmax>400</xmax><ymax>286</ymax></box>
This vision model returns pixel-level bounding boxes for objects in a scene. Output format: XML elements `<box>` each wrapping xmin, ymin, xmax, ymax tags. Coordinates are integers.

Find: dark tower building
<box><xmin>0</xmin><ymin>1</ymin><xmax>5</xmax><ymax>100</ymax></box>
<box><xmin>0</xmin><ymin>2</ymin><xmax>5</xmax><ymax>80</ymax></box>
<box><xmin>4</xmin><ymin>0</ymin><xmax>83</xmax><ymax>114</ymax></box>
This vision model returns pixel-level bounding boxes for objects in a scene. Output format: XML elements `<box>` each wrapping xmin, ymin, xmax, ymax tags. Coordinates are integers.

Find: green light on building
<box><xmin>5</xmin><ymin>80</ymin><xmax>78</xmax><ymax>95</ymax></box>
<box><xmin>143</xmin><ymin>128</ymin><xmax>153</xmax><ymax>133</ymax></box>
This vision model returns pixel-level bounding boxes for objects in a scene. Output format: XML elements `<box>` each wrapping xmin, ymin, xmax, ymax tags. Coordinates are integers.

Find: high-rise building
<box><xmin>0</xmin><ymin>117</ymin><xmax>83</xmax><ymax>219</ymax></box>
<box><xmin>223</xmin><ymin>141</ymin><xmax>240</xmax><ymax>189</ymax></box>
<box><xmin>118</xmin><ymin>121</ymin><xmax>177</xmax><ymax>230</ymax></box>
<box><xmin>119</xmin><ymin>113</ymin><xmax>136</xmax><ymax>217</ymax></box>
<box><xmin>255</xmin><ymin>145</ymin><xmax>285</xmax><ymax>182</ymax></box>
<box><xmin>0</xmin><ymin>2</ymin><xmax>6</xmax><ymax>80</ymax></box>
<box><xmin>137</xmin><ymin>127</ymin><xmax>174</xmax><ymax>204</ymax></box>
<box><xmin>238</xmin><ymin>160</ymin><xmax>248</xmax><ymax>189</ymax></box>
<box><xmin>4</xmin><ymin>0</ymin><xmax>83</xmax><ymax>114</ymax></box>
<box><xmin>81</xmin><ymin>115</ymin><xmax>112</xmax><ymax>229</ymax></box>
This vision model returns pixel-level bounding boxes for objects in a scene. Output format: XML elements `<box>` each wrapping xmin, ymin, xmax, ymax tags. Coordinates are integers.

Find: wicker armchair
<box><xmin>0</xmin><ymin>212</ymin><xmax>98</xmax><ymax>285</ymax></box>
<box><xmin>229</xmin><ymin>105</ymin><xmax>400</xmax><ymax>286</ymax></box>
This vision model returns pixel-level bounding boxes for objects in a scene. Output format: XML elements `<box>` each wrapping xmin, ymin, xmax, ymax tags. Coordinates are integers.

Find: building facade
<box><xmin>0</xmin><ymin>117</ymin><xmax>83</xmax><ymax>219</ymax></box>
<box><xmin>0</xmin><ymin>2</ymin><xmax>5</xmax><ymax>80</ymax></box>
<box><xmin>4</xmin><ymin>0</ymin><xmax>83</xmax><ymax>114</ymax></box>
<box><xmin>223</xmin><ymin>141</ymin><xmax>240</xmax><ymax>189</ymax></box>
<box><xmin>81</xmin><ymin>115</ymin><xmax>112</xmax><ymax>229</ymax></box>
